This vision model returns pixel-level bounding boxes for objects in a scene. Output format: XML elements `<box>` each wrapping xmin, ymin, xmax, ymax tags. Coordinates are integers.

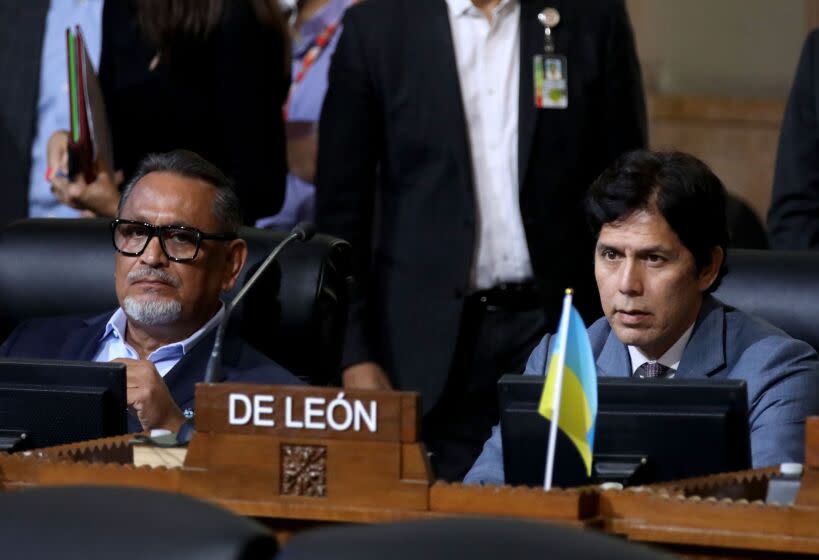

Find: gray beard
<box><xmin>123</xmin><ymin>296</ymin><xmax>182</xmax><ymax>326</ymax></box>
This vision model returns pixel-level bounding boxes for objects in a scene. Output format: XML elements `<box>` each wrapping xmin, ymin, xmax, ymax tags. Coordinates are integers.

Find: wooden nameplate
<box><xmin>800</xmin><ymin>416</ymin><xmax>819</xmax><ymax>507</ymax></box>
<box><xmin>180</xmin><ymin>383</ymin><xmax>431</xmax><ymax>515</ymax></box>
<box><xmin>0</xmin><ymin>383</ymin><xmax>598</xmax><ymax>528</ymax></box>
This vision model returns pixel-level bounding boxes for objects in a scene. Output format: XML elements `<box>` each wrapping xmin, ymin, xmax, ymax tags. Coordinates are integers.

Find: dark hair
<box><xmin>135</xmin><ymin>0</ymin><xmax>288</xmax><ymax>66</ymax></box>
<box><xmin>585</xmin><ymin>150</ymin><xmax>728</xmax><ymax>291</ymax></box>
<box><xmin>118</xmin><ymin>149</ymin><xmax>243</xmax><ymax>234</ymax></box>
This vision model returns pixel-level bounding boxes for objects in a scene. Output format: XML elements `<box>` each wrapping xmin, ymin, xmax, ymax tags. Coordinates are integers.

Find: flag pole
<box><xmin>544</xmin><ymin>288</ymin><xmax>574</xmax><ymax>491</ymax></box>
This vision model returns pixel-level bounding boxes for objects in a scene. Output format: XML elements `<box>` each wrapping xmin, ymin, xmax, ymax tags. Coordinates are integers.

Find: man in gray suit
<box><xmin>465</xmin><ymin>150</ymin><xmax>819</xmax><ymax>485</ymax></box>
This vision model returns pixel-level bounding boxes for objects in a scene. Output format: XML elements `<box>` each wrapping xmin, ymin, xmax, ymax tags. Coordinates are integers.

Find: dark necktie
<box><xmin>635</xmin><ymin>361</ymin><xmax>671</xmax><ymax>379</ymax></box>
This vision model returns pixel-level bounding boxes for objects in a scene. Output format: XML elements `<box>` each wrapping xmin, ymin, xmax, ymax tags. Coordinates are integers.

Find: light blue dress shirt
<box><xmin>92</xmin><ymin>306</ymin><xmax>225</xmax><ymax>377</ymax></box>
<box><xmin>28</xmin><ymin>0</ymin><xmax>103</xmax><ymax>218</ymax></box>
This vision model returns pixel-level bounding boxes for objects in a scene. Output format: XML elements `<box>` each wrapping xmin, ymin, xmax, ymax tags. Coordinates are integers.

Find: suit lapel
<box><xmin>518</xmin><ymin>0</ymin><xmax>567</xmax><ymax>187</ymax></box>
<box><xmin>675</xmin><ymin>296</ymin><xmax>726</xmax><ymax>378</ymax></box>
<box><xmin>596</xmin><ymin>328</ymin><xmax>632</xmax><ymax>378</ymax></box>
<box><xmin>162</xmin><ymin>328</ymin><xmax>217</xmax><ymax>408</ymax></box>
<box><xmin>414</xmin><ymin>0</ymin><xmax>473</xmax><ymax>188</ymax></box>
<box><xmin>594</xmin><ymin>296</ymin><xmax>727</xmax><ymax>379</ymax></box>
<box><xmin>58</xmin><ymin>313</ymin><xmax>112</xmax><ymax>361</ymax></box>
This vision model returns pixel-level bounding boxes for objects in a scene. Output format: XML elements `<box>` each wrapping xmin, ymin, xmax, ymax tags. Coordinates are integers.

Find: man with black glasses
<box><xmin>0</xmin><ymin>150</ymin><xmax>300</xmax><ymax>433</ymax></box>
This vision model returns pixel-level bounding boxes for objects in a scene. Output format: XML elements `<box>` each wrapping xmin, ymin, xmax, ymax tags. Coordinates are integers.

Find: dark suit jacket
<box><xmin>99</xmin><ymin>0</ymin><xmax>288</xmax><ymax>224</ymax></box>
<box><xmin>0</xmin><ymin>311</ymin><xmax>302</xmax><ymax>432</ymax></box>
<box><xmin>768</xmin><ymin>28</ymin><xmax>819</xmax><ymax>249</ymax></box>
<box><xmin>316</xmin><ymin>0</ymin><xmax>646</xmax><ymax>411</ymax></box>
<box><xmin>0</xmin><ymin>0</ymin><xmax>50</xmax><ymax>227</ymax></box>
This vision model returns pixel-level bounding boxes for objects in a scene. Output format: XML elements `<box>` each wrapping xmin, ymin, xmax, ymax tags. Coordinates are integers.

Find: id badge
<box><xmin>533</xmin><ymin>54</ymin><xmax>568</xmax><ymax>109</ymax></box>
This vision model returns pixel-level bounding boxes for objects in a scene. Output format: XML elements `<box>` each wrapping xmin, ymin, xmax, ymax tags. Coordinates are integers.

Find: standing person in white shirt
<box><xmin>315</xmin><ymin>0</ymin><xmax>646</xmax><ymax>480</ymax></box>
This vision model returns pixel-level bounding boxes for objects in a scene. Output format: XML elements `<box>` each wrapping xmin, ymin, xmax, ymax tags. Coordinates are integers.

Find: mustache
<box><xmin>127</xmin><ymin>266</ymin><xmax>181</xmax><ymax>287</ymax></box>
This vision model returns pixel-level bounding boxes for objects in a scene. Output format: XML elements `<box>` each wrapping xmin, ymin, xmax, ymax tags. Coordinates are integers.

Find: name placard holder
<box><xmin>180</xmin><ymin>383</ymin><xmax>432</xmax><ymax>510</ymax></box>
<box><xmin>797</xmin><ymin>416</ymin><xmax>819</xmax><ymax>507</ymax></box>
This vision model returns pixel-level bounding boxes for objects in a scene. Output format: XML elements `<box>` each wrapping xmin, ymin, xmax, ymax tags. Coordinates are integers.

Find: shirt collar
<box><xmin>100</xmin><ymin>304</ymin><xmax>225</xmax><ymax>357</ymax></box>
<box><xmin>627</xmin><ymin>322</ymin><xmax>695</xmax><ymax>375</ymax></box>
<box><xmin>445</xmin><ymin>0</ymin><xmax>516</xmax><ymax>17</ymax></box>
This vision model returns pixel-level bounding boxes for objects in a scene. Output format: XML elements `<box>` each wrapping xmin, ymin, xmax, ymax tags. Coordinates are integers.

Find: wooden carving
<box><xmin>281</xmin><ymin>444</ymin><xmax>327</xmax><ymax>497</ymax></box>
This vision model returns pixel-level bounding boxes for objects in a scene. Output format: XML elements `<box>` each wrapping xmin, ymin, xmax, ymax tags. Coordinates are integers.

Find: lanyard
<box><xmin>283</xmin><ymin>2</ymin><xmax>356</xmax><ymax>119</ymax></box>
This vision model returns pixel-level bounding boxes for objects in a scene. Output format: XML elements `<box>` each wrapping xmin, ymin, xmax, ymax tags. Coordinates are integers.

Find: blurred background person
<box><xmin>44</xmin><ymin>0</ymin><xmax>289</xmax><ymax>225</ymax></box>
<box><xmin>316</xmin><ymin>0</ymin><xmax>647</xmax><ymax>480</ymax></box>
<box><xmin>767</xmin><ymin>29</ymin><xmax>819</xmax><ymax>250</ymax></box>
<box><xmin>256</xmin><ymin>0</ymin><xmax>355</xmax><ymax>230</ymax></box>
<box><xmin>0</xmin><ymin>1</ymin><xmax>104</xmax><ymax>225</ymax></box>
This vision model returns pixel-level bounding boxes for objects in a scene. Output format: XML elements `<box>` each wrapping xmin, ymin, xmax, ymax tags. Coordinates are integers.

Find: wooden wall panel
<box><xmin>647</xmin><ymin>94</ymin><xmax>784</xmax><ymax>223</ymax></box>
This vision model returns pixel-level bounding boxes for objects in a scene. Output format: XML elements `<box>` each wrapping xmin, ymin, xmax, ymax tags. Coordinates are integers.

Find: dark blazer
<box><xmin>99</xmin><ymin>0</ymin><xmax>288</xmax><ymax>224</ymax></box>
<box><xmin>465</xmin><ymin>296</ymin><xmax>819</xmax><ymax>484</ymax></box>
<box><xmin>768</xmin><ymin>28</ymin><xmax>819</xmax><ymax>249</ymax></box>
<box><xmin>0</xmin><ymin>0</ymin><xmax>50</xmax><ymax>227</ymax></box>
<box><xmin>0</xmin><ymin>311</ymin><xmax>302</xmax><ymax>432</ymax></box>
<box><xmin>316</xmin><ymin>0</ymin><xmax>646</xmax><ymax>412</ymax></box>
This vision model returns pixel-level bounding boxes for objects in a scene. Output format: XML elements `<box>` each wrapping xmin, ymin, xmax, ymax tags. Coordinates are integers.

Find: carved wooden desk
<box><xmin>1</xmin><ymin>386</ymin><xmax>818</xmax><ymax>559</ymax></box>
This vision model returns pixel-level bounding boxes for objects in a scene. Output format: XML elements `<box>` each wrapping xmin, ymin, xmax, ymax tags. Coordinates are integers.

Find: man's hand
<box><xmin>46</xmin><ymin>129</ymin><xmax>122</xmax><ymax>216</ymax></box>
<box><xmin>113</xmin><ymin>358</ymin><xmax>185</xmax><ymax>432</ymax></box>
<box><xmin>46</xmin><ymin>130</ymin><xmax>70</xmax><ymax>174</ymax></box>
<box><xmin>342</xmin><ymin>361</ymin><xmax>393</xmax><ymax>390</ymax></box>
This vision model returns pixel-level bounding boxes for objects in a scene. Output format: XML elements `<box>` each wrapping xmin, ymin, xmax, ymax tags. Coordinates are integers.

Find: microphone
<box><xmin>202</xmin><ymin>221</ymin><xmax>316</xmax><ymax>384</ymax></box>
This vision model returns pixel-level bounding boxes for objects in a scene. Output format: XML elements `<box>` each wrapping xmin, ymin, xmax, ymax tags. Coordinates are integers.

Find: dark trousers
<box><xmin>422</xmin><ymin>296</ymin><xmax>548</xmax><ymax>481</ymax></box>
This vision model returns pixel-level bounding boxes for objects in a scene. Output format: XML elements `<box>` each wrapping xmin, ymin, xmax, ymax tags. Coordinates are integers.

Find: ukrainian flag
<box><xmin>538</xmin><ymin>292</ymin><xmax>598</xmax><ymax>476</ymax></box>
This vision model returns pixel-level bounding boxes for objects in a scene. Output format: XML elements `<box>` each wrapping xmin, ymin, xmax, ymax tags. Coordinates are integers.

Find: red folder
<box><xmin>65</xmin><ymin>26</ymin><xmax>113</xmax><ymax>183</ymax></box>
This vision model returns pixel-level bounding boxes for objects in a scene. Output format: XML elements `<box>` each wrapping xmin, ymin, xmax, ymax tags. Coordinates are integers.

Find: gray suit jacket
<box><xmin>464</xmin><ymin>296</ymin><xmax>819</xmax><ymax>485</ymax></box>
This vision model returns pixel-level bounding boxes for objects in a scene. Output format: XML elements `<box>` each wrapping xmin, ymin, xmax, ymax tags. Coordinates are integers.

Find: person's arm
<box><xmin>768</xmin><ymin>30</ymin><xmax>819</xmax><ymax>249</ymax></box>
<box><xmin>314</xmin><ymin>7</ymin><xmax>387</xmax><ymax>385</ymax></box>
<box><xmin>599</xmin><ymin>0</ymin><xmax>648</xmax><ymax>160</ymax></box>
<box><xmin>463</xmin><ymin>334</ymin><xmax>553</xmax><ymax>484</ymax></box>
<box><xmin>742</xmin><ymin>335</ymin><xmax>819</xmax><ymax>467</ymax></box>
<box><xmin>285</xmin><ymin>121</ymin><xmax>318</xmax><ymax>184</ymax></box>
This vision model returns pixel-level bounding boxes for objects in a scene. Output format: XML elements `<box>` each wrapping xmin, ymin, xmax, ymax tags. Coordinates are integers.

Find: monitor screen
<box><xmin>500</xmin><ymin>375</ymin><xmax>751</xmax><ymax>487</ymax></box>
<box><xmin>0</xmin><ymin>358</ymin><xmax>127</xmax><ymax>451</ymax></box>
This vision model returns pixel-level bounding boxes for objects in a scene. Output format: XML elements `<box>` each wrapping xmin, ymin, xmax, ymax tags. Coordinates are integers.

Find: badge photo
<box><xmin>534</xmin><ymin>54</ymin><xmax>568</xmax><ymax>109</ymax></box>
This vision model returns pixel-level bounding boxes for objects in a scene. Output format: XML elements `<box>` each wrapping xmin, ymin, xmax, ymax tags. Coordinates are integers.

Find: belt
<box><xmin>468</xmin><ymin>281</ymin><xmax>542</xmax><ymax>311</ymax></box>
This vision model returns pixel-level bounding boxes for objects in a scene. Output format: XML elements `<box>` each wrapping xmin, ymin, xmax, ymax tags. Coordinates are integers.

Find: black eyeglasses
<box><xmin>110</xmin><ymin>219</ymin><xmax>238</xmax><ymax>262</ymax></box>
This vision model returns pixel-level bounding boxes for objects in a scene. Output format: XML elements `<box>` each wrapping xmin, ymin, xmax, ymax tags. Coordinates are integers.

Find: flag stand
<box><xmin>543</xmin><ymin>290</ymin><xmax>574</xmax><ymax>490</ymax></box>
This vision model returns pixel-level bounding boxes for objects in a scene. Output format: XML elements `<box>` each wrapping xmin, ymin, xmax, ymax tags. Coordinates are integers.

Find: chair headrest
<box><xmin>277</xmin><ymin>517</ymin><xmax>671</xmax><ymax>560</ymax></box>
<box><xmin>713</xmin><ymin>249</ymin><xmax>819</xmax><ymax>351</ymax></box>
<box><xmin>0</xmin><ymin>218</ymin><xmax>351</xmax><ymax>384</ymax></box>
<box><xmin>0</xmin><ymin>486</ymin><xmax>278</xmax><ymax>559</ymax></box>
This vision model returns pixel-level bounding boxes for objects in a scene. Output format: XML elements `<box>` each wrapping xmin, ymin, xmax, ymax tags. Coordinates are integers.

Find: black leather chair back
<box><xmin>0</xmin><ymin>486</ymin><xmax>278</xmax><ymax>559</ymax></box>
<box><xmin>0</xmin><ymin>219</ymin><xmax>351</xmax><ymax>384</ymax></box>
<box><xmin>714</xmin><ymin>249</ymin><xmax>819</xmax><ymax>351</ymax></box>
<box><xmin>277</xmin><ymin>517</ymin><xmax>672</xmax><ymax>560</ymax></box>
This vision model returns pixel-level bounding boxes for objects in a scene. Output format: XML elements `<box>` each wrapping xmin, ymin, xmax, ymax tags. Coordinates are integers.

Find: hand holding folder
<box><xmin>45</xmin><ymin>26</ymin><xmax>121</xmax><ymax>216</ymax></box>
<box><xmin>65</xmin><ymin>25</ymin><xmax>114</xmax><ymax>184</ymax></box>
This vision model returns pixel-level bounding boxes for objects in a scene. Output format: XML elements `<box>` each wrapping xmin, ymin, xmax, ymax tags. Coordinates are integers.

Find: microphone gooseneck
<box><xmin>202</xmin><ymin>223</ymin><xmax>316</xmax><ymax>384</ymax></box>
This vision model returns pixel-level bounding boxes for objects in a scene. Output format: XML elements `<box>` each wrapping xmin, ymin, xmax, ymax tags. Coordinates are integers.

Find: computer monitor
<box><xmin>0</xmin><ymin>358</ymin><xmax>127</xmax><ymax>451</ymax></box>
<box><xmin>500</xmin><ymin>375</ymin><xmax>751</xmax><ymax>487</ymax></box>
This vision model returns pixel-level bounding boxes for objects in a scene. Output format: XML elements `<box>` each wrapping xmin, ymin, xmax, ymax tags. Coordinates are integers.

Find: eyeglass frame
<box><xmin>110</xmin><ymin>218</ymin><xmax>239</xmax><ymax>263</ymax></box>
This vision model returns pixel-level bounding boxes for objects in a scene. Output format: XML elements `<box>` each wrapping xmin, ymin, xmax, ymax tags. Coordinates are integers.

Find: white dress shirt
<box><xmin>627</xmin><ymin>323</ymin><xmax>696</xmax><ymax>378</ymax></box>
<box><xmin>445</xmin><ymin>0</ymin><xmax>534</xmax><ymax>290</ymax></box>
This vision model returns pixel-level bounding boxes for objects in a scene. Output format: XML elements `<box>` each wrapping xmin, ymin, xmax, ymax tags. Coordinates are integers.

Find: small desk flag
<box><xmin>539</xmin><ymin>290</ymin><xmax>598</xmax><ymax>488</ymax></box>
